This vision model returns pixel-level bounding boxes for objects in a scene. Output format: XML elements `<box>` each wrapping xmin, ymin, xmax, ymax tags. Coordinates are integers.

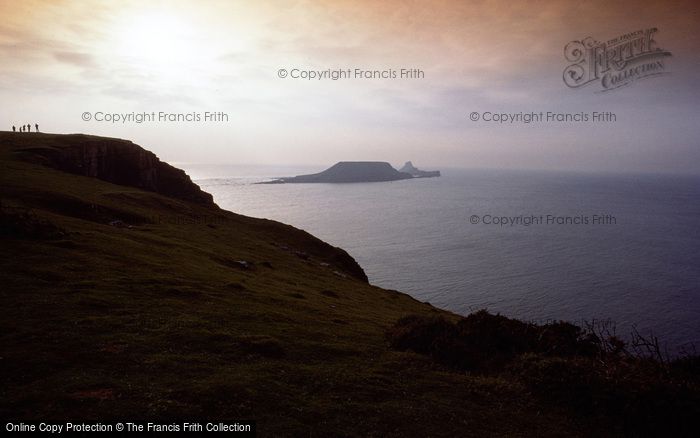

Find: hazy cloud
<box><xmin>0</xmin><ymin>0</ymin><xmax>698</xmax><ymax>173</ymax></box>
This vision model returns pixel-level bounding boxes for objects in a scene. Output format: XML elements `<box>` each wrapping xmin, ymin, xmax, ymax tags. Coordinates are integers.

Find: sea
<box><xmin>183</xmin><ymin>164</ymin><xmax>700</xmax><ymax>354</ymax></box>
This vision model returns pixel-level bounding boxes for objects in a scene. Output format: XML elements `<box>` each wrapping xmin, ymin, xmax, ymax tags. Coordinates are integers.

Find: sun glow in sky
<box><xmin>116</xmin><ymin>12</ymin><xmax>194</xmax><ymax>67</ymax></box>
<box><xmin>0</xmin><ymin>0</ymin><xmax>699</xmax><ymax>173</ymax></box>
<box><xmin>101</xmin><ymin>7</ymin><xmax>219</xmax><ymax>93</ymax></box>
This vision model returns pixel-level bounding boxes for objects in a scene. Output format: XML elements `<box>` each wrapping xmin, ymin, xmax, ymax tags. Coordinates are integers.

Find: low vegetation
<box><xmin>388</xmin><ymin>312</ymin><xmax>700</xmax><ymax>437</ymax></box>
<box><xmin>1</xmin><ymin>133</ymin><xmax>697</xmax><ymax>436</ymax></box>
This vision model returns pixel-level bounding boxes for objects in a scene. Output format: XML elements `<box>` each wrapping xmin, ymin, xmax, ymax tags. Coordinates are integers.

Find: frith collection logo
<box><xmin>563</xmin><ymin>28</ymin><xmax>672</xmax><ymax>91</ymax></box>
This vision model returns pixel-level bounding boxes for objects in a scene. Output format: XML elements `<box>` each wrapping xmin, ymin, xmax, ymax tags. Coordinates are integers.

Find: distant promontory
<box><xmin>399</xmin><ymin>161</ymin><xmax>441</xmax><ymax>178</ymax></box>
<box><xmin>266</xmin><ymin>161</ymin><xmax>440</xmax><ymax>184</ymax></box>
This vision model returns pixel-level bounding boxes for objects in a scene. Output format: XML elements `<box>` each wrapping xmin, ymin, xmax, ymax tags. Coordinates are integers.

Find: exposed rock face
<box><xmin>2</xmin><ymin>131</ymin><xmax>369</xmax><ymax>282</ymax></box>
<box><xmin>398</xmin><ymin>161</ymin><xmax>441</xmax><ymax>178</ymax></box>
<box><xmin>275</xmin><ymin>161</ymin><xmax>413</xmax><ymax>183</ymax></box>
<box><xmin>13</xmin><ymin>134</ymin><xmax>214</xmax><ymax>205</ymax></box>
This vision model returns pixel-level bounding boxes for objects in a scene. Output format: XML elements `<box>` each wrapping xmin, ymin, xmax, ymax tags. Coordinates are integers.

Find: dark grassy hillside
<box><xmin>1</xmin><ymin>132</ymin><xmax>696</xmax><ymax>437</ymax></box>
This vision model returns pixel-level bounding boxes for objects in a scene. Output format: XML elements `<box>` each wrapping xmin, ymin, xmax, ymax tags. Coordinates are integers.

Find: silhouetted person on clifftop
<box><xmin>35</xmin><ymin>123</ymin><xmax>39</xmax><ymax>132</ymax></box>
<box><xmin>26</xmin><ymin>124</ymin><xmax>30</xmax><ymax>133</ymax></box>
<box><xmin>12</xmin><ymin>125</ymin><xmax>15</xmax><ymax>132</ymax></box>
<box><xmin>20</xmin><ymin>126</ymin><xmax>23</xmax><ymax>132</ymax></box>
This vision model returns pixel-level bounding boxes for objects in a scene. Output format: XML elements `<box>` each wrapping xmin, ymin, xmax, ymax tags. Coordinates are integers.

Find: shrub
<box><xmin>387</xmin><ymin>311</ymin><xmax>700</xmax><ymax>436</ymax></box>
<box><xmin>387</xmin><ymin>311</ymin><xmax>602</xmax><ymax>371</ymax></box>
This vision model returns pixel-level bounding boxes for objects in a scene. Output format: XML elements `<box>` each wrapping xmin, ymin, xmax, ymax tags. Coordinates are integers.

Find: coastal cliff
<box><xmin>8</xmin><ymin>133</ymin><xmax>214</xmax><ymax>205</ymax></box>
<box><xmin>1</xmin><ymin>132</ymin><xmax>368</xmax><ymax>282</ymax></box>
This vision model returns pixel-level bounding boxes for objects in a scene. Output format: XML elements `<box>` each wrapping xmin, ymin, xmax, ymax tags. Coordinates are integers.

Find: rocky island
<box><xmin>399</xmin><ymin>161</ymin><xmax>441</xmax><ymax>178</ymax></box>
<box><xmin>267</xmin><ymin>161</ymin><xmax>439</xmax><ymax>184</ymax></box>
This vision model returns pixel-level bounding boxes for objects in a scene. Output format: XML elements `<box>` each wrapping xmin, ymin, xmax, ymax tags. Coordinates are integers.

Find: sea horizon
<box><xmin>186</xmin><ymin>164</ymin><xmax>700</xmax><ymax>354</ymax></box>
<box><xmin>180</xmin><ymin>162</ymin><xmax>700</xmax><ymax>180</ymax></box>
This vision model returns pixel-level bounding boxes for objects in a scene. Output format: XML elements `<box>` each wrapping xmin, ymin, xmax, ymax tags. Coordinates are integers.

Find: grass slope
<box><xmin>0</xmin><ymin>132</ymin><xmax>618</xmax><ymax>436</ymax></box>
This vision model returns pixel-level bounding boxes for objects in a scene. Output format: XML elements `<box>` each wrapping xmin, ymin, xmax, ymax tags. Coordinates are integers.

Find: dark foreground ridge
<box><xmin>269</xmin><ymin>161</ymin><xmax>414</xmax><ymax>183</ymax></box>
<box><xmin>1</xmin><ymin>131</ymin><xmax>697</xmax><ymax>436</ymax></box>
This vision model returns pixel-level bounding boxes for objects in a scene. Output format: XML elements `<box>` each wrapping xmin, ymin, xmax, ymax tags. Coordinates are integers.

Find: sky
<box><xmin>0</xmin><ymin>0</ymin><xmax>699</xmax><ymax>174</ymax></box>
